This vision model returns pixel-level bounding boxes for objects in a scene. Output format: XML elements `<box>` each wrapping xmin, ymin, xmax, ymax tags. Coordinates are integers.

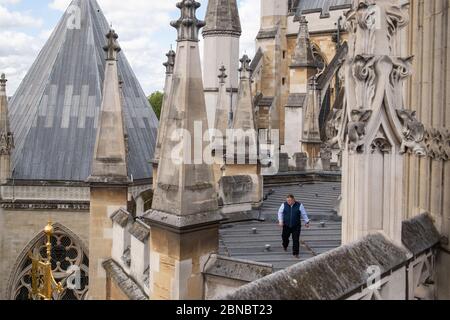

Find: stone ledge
<box><xmin>111</xmin><ymin>208</ymin><xmax>132</xmax><ymax>227</ymax></box>
<box><xmin>129</xmin><ymin>219</ymin><xmax>150</xmax><ymax>242</ymax></box>
<box><xmin>402</xmin><ymin>213</ymin><xmax>441</xmax><ymax>256</ymax></box>
<box><xmin>203</xmin><ymin>254</ymin><xmax>273</xmax><ymax>283</ymax></box>
<box><xmin>103</xmin><ymin>259</ymin><xmax>148</xmax><ymax>300</ymax></box>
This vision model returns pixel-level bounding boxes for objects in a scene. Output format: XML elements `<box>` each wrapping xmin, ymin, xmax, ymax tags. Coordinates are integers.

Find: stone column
<box><xmin>86</xmin><ymin>30</ymin><xmax>129</xmax><ymax>300</ymax></box>
<box><xmin>339</xmin><ymin>0</ymin><xmax>425</xmax><ymax>246</ymax></box>
<box><xmin>145</xmin><ymin>1</ymin><xmax>222</xmax><ymax>300</ymax></box>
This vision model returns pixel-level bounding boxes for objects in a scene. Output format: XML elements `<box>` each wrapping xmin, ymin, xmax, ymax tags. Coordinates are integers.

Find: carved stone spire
<box><xmin>0</xmin><ymin>73</ymin><xmax>13</xmax><ymax>183</ymax></box>
<box><xmin>213</xmin><ymin>65</ymin><xmax>229</xmax><ymax>153</ymax></box>
<box><xmin>152</xmin><ymin>49</ymin><xmax>177</xmax><ymax>186</ymax></box>
<box><xmin>103</xmin><ymin>29</ymin><xmax>121</xmax><ymax>61</ymax></box>
<box><xmin>145</xmin><ymin>0</ymin><xmax>222</xmax><ymax>300</ymax></box>
<box><xmin>170</xmin><ymin>0</ymin><xmax>205</xmax><ymax>42</ymax></box>
<box><xmin>291</xmin><ymin>16</ymin><xmax>317</xmax><ymax>68</ymax></box>
<box><xmin>340</xmin><ymin>0</ymin><xmax>423</xmax><ymax>246</ymax></box>
<box><xmin>231</xmin><ymin>54</ymin><xmax>258</xmax><ymax>159</ymax></box>
<box><xmin>302</xmin><ymin>75</ymin><xmax>322</xmax><ymax>143</ymax></box>
<box><xmin>218</xmin><ymin>65</ymin><xmax>227</xmax><ymax>84</ymax></box>
<box><xmin>238</xmin><ymin>54</ymin><xmax>252</xmax><ymax>79</ymax></box>
<box><xmin>163</xmin><ymin>49</ymin><xmax>176</xmax><ymax>75</ymax></box>
<box><xmin>150</xmin><ymin>0</ymin><xmax>218</xmax><ymax>220</ymax></box>
<box><xmin>88</xmin><ymin>30</ymin><xmax>128</xmax><ymax>184</ymax></box>
<box><xmin>0</xmin><ymin>73</ymin><xmax>6</xmax><ymax>92</ymax></box>
<box><xmin>225</xmin><ymin>54</ymin><xmax>263</xmax><ymax>208</ymax></box>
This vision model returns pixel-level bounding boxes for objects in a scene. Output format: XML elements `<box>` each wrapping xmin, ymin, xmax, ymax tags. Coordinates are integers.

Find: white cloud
<box><xmin>0</xmin><ymin>4</ymin><xmax>43</xmax><ymax>28</ymax></box>
<box><xmin>2</xmin><ymin>0</ymin><xmax>262</xmax><ymax>96</ymax></box>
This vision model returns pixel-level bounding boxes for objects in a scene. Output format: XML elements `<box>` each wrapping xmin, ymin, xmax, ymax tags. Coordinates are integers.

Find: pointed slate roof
<box><xmin>203</xmin><ymin>0</ymin><xmax>242</xmax><ymax>37</ymax></box>
<box><xmin>9</xmin><ymin>0</ymin><xmax>158</xmax><ymax>182</ymax></box>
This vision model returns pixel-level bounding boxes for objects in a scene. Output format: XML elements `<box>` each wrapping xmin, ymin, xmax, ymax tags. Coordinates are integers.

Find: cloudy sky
<box><xmin>0</xmin><ymin>0</ymin><xmax>260</xmax><ymax>96</ymax></box>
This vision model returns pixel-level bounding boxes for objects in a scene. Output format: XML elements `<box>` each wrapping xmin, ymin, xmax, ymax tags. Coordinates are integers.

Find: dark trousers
<box><xmin>282</xmin><ymin>225</ymin><xmax>301</xmax><ymax>255</ymax></box>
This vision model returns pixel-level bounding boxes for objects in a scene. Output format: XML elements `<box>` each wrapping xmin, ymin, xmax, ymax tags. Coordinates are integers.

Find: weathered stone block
<box><xmin>293</xmin><ymin>152</ymin><xmax>307</xmax><ymax>172</ymax></box>
<box><xmin>279</xmin><ymin>153</ymin><xmax>290</xmax><ymax>172</ymax></box>
<box><xmin>218</xmin><ymin>175</ymin><xmax>253</xmax><ymax>206</ymax></box>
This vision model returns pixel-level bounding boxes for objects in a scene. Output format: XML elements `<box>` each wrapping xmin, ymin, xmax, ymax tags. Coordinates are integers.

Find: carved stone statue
<box><xmin>396</xmin><ymin>110</ymin><xmax>426</xmax><ymax>156</ymax></box>
<box><xmin>348</xmin><ymin>109</ymin><xmax>372</xmax><ymax>153</ymax></box>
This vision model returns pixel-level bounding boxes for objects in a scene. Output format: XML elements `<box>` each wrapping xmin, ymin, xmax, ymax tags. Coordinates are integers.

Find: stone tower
<box><xmin>203</xmin><ymin>0</ymin><xmax>241</xmax><ymax>132</ymax></box>
<box><xmin>339</xmin><ymin>0</ymin><xmax>424</xmax><ymax>245</ymax></box>
<box><xmin>0</xmin><ymin>74</ymin><xmax>14</xmax><ymax>184</ymax></box>
<box><xmin>87</xmin><ymin>29</ymin><xmax>129</xmax><ymax>300</ymax></box>
<box><xmin>144</xmin><ymin>0</ymin><xmax>222</xmax><ymax>300</ymax></box>
<box><xmin>152</xmin><ymin>49</ymin><xmax>176</xmax><ymax>187</ymax></box>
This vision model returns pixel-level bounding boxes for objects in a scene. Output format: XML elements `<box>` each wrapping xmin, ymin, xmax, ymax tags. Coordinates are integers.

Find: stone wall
<box><xmin>404</xmin><ymin>0</ymin><xmax>450</xmax><ymax>299</ymax></box>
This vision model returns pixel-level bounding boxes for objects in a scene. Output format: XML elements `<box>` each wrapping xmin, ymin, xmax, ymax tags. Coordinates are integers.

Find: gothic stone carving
<box><xmin>326</xmin><ymin>109</ymin><xmax>344</xmax><ymax>148</ymax></box>
<box><xmin>348</xmin><ymin>109</ymin><xmax>372</xmax><ymax>153</ymax></box>
<box><xmin>0</xmin><ymin>132</ymin><xmax>14</xmax><ymax>155</ymax></box>
<box><xmin>424</xmin><ymin>128</ymin><xmax>450</xmax><ymax>161</ymax></box>
<box><xmin>396</xmin><ymin>110</ymin><xmax>426</xmax><ymax>156</ymax></box>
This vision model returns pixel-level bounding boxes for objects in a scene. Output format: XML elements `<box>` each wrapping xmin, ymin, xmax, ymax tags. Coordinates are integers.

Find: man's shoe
<box><xmin>293</xmin><ymin>254</ymin><xmax>300</xmax><ymax>259</ymax></box>
<box><xmin>283</xmin><ymin>247</ymin><xmax>288</xmax><ymax>252</ymax></box>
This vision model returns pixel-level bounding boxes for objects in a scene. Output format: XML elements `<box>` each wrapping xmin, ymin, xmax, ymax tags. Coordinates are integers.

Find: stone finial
<box><xmin>171</xmin><ymin>0</ymin><xmax>205</xmax><ymax>42</ymax></box>
<box><xmin>308</xmin><ymin>75</ymin><xmax>318</xmax><ymax>90</ymax></box>
<box><xmin>299</xmin><ymin>15</ymin><xmax>308</xmax><ymax>34</ymax></box>
<box><xmin>163</xmin><ymin>49</ymin><xmax>176</xmax><ymax>75</ymax></box>
<box><xmin>103</xmin><ymin>29</ymin><xmax>121</xmax><ymax>61</ymax></box>
<box><xmin>239</xmin><ymin>55</ymin><xmax>252</xmax><ymax>79</ymax></box>
<box><xmin>0</xmin><ymin>74</ymin><xmax>6</xmax><ymax>92</ymax></box>
<box><xmin>291</xmin><ymin>15</ymin><xmax>317</xmax><ymax>68</ymax></box>
<box><xmin>218</xmin><ymin>65</ymin><xmax>227</xmax><ymax>84</ymax></box>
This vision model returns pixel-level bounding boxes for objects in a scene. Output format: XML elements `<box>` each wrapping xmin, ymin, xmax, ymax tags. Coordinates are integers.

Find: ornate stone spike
<box><xmin>218</xmin><ymin>65</ymin><xmax>227</xmax><ymax>84</ymax></box>
<box><xmin>0</xmin><ymin>73</ymin><xmax>6</xmax><ymax>91</ymax></box>
<box><xmin>239</xmin><ymin>54</ymin><xmax>252</xmax><ymax>79</ymax></box>
<box><xmin>171</xmin><ymin>0</ymin><xmax>205</xmax><ymax>42</ymax></box>
<box><xmin>103</xmin><ymin>29</ymin><xmax>121</xmax><ymax>61</ymax></box>
<box><xmin>163</xmin><ymin>49</ymin><xmax>176</xmax><ymax>75</ymax></box>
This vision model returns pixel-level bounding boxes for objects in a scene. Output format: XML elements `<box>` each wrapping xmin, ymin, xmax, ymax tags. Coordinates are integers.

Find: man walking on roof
<box><xmin>278</xmin><ymin>194</ymin><xmax>310</xmax><ymax>259</ymax></box>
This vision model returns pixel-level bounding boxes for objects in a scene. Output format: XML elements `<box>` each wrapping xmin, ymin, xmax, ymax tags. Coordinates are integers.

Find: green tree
<box><xmin>148</xmin><ymin>91</ymin><xmax>164</xmax><ymax>120</ymax></box>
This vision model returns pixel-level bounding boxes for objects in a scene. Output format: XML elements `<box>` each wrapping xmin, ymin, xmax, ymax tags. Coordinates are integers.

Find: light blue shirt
<box><xmin>278</xmin><ymin>203</ymin><xmax>310</xmax><ymax>224</ymax></box>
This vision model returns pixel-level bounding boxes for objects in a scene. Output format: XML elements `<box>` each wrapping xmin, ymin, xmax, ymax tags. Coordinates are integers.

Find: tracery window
<box><xmin>8</xmin><ymin>224</ymin><xmax>89</xmax><ymax>300</ymax></box>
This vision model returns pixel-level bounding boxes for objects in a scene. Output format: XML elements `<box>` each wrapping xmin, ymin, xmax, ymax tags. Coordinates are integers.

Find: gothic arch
<box><xmin>7</xmin><ymin>223</ymin><xmax>89</xmax><ymax>300</ymax></box>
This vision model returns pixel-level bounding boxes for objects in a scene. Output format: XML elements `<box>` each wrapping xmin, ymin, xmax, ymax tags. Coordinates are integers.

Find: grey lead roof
<box><xmin>9</xmin><ymin>0</ymin><xmax>158</xmax><ymax>182</ymax></box>
<box><xmin>296</xmin><ymin>0</ymin><xmax>352</xmax><ymax>18</ymax></box>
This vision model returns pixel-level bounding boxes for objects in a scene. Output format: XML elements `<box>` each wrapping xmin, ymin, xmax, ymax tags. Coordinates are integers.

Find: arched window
<box><xmin>7</xmin><ymin>223</ymin><xmax>89</xmax><ymax>300</ymax></box>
